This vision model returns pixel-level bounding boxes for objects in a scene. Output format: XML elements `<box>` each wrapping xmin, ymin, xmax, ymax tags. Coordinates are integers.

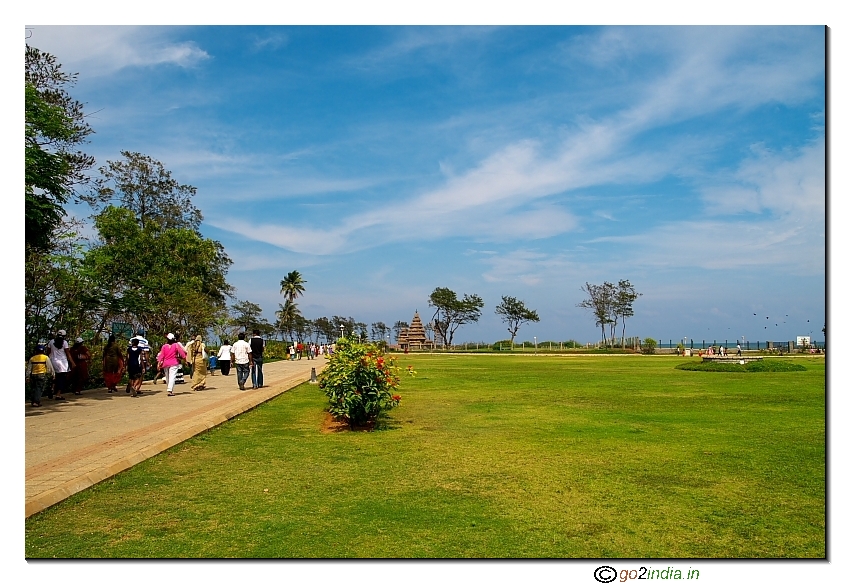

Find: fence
<box><xmin>656</xmin><ymin>339</ymin><xmax>824</xmax><ymax>350</ymax></box>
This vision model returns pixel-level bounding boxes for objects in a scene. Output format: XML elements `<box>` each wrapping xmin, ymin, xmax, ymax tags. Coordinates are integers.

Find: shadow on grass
<box><xmin>320</xmin><ymin>411</ymin><xmax>402</xmax><ymax>433</ymax></box>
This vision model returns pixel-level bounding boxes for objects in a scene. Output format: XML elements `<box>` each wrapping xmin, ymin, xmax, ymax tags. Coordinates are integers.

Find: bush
<box><xmin>492</xmin><ymin>340</ymin><xmax>513</xmax><ymax>351</ymax></box>
<box><xmin>642</xmin><ymin>338</ymin><xmax>657</xmax><ymax>354</ymax></box>
<box><xmin>318</xmin><ymin>337</ymin><xmax>401</xmax><ymax>428</ymax></box>
<box><xmin>675</xmin><ymin>360</ymin><xmax>807</xmax><ymax>373</ymax></box>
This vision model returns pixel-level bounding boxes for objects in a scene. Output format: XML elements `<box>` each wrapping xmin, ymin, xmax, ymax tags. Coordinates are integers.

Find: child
<box><xmin>27</xmin><ymin>344</ymin><xmax>55</xmax><ymax>407</ymax></box>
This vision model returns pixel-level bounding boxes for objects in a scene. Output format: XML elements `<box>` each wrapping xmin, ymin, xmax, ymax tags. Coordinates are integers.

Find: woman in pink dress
<box><xmin>156</xmin><ymin>333</ymin><xmax>187</xmax><ymax>397</ymax></box>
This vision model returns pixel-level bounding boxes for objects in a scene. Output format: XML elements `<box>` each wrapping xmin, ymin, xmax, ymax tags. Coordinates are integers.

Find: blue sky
<box><xmin>26</xmin><ymin>24</ymin><xmax>826</xmax><ymax>345</ymax></box>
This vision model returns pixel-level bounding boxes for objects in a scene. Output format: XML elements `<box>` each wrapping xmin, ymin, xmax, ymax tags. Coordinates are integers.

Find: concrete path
<box><xmin>25</xmin><ymin>357</ymin><xmax>326</xmax><ymax>518</ymax></box>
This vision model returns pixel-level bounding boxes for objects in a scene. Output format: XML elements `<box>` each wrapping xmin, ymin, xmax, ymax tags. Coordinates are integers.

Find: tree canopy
<box><xmin>84</xmin><ymin>206</ymin><xmax>233</xmax><ymax>337</ymax></box>
<box><xmin>25</xmin><ymin>45</ymin><xmax>94</xmax><ymax>251</ymax></box>
<box><xmin>428</xmin><ymin>287</ymin><xmax>484</xmax><ymax>348</ymax></box>
<box><xmin>495</xmin><ymin>296</ymin><xmax>540</xmax><ymax>346</ymax></box>
<box><xmin>89</xmin><ymin>151</ymin><xmax>203</xmax><ymax>232</ymax></box>
<box><xmin>280</xmin><ymin>270</ymin><xmax>307</xmax><ymax>304</ymax></box>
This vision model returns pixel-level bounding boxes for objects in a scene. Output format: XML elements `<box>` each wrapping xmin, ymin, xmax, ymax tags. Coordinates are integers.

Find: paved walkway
<box><xmin>25</xmin><ymin>357</ymin><xmax>326</xmax><ymax>518</ymax></box>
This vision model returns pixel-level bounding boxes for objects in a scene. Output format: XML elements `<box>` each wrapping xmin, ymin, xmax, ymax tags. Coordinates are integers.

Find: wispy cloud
<box><xmin>250</xmin><ymin>32</ymin><xmax>288</xmax><ymax>52</ymax></box>
<box><xmin>27</xmin><ymin>26</ymin><xmax>209</xmax><ymax>76</ymax></box>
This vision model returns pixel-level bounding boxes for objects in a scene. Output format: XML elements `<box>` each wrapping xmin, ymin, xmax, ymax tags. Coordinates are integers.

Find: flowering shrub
<box><xmin>319</xmin><ymin>337</ymin><xmax>401</xmax><ymax>427</ymax></box>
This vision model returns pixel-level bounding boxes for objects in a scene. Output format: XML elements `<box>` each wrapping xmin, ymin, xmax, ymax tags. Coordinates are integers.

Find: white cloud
<box><xmin>26</xmin><ymin>26</ymin><xmax>209</xmax><ymax>76</ymax></box>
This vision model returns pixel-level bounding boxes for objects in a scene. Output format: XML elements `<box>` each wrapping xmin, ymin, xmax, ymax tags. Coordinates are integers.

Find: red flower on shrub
<box><xmin>392</xmin><ymin>394</ymin><xmax>401</xmax><ymax>401</ymax></box>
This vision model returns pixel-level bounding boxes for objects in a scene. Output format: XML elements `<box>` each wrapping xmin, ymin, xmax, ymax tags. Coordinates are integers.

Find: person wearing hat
<box><xmin>156</xmin><ymin>333</ymin><xmax>187</xmax><ymax>396</ymax></box>
<box><xmin>69</xmin><ymin>337</ymin><xmax>91</xmax><ymax>395</ymax></box>
<box><xmin>27</xmin><ymin>344</ymin><xmax>55</xmax><ymax>407</ymax></box>
<box><xmin>44</xmin><ymin>329</ymin><xmax>75</xmax><ymax>400</ymax></box>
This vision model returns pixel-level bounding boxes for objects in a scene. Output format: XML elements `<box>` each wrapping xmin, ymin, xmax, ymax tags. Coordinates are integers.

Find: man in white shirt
<box><xmin>230</xmin><ymin>332</ymin><xmax>253</xmax><ymax>391</ymax></box>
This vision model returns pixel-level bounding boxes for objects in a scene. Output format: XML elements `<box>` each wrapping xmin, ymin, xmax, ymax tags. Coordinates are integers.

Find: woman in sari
<box><xmin>188</xmin><ymin>334</ymin><xmax>208</xmax><ymax>391</ymax></box>
<box><xmin>69</xmin><ymin>337</ymin><xmax>91</xmax><ymax>395</ymax></box>
<box><xmin>102</xmin><ymin>334</ymin><xmax>125</xmax><ymax>393</ymax></box>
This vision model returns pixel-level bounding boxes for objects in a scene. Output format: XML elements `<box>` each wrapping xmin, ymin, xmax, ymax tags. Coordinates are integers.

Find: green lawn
<box><xmin>25</xmin><ymin>354</ymin><xmax>825</xmax><ymax>558</ymax></box>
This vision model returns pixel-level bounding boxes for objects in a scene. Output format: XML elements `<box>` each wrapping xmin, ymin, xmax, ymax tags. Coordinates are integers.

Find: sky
<box><xmin>22</xmin><ymin>23</ymin><xmax>827</xmax><ymax>346</ymax></box>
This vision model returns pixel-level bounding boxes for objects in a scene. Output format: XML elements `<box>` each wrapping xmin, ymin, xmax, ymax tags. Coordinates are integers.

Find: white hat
<box><xmin>57</xmin><ymin>329</ymin><xmax>67</xmax><ymax>336</ymax></box>
<box><xmin>75</xmin><ymin>337</ymin><xmax>84</xmax><ymax>343</ymax></box>
<box><xmin>166</xmin><ymin>333</ymin><xmax>175</xmax><ymax>340</ymax></box>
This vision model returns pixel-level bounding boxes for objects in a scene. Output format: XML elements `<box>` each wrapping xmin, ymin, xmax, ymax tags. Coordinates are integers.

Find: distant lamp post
<box><xmin>534</xmin><ymin>336</ymin><xmax>537</xmax><ymax>355</ymax></box>
<box><xmin>339</xmin><ymin>325</ymin><xmax>345</xmax><ymax>339</ymax></box>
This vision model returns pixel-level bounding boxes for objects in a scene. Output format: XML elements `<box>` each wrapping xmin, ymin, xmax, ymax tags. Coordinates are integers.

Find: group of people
<box><xmin>217</xmin><ymin>330</ymin><xmax>265</xmax><ymax>391</ymax></box>
<box><xmin>287</xmin><ymin>343</ymin><xmax>332</xmax><ymax>360</ymax></box>
<box><xmin>26</xmin><ymin>330</ymin><xmax>93</xmax><ymax>406</ymax></box>
<box><xmin>27</xmin><ymin>327</ymin><xmax>331</xmax><ymax>406</ymax></box>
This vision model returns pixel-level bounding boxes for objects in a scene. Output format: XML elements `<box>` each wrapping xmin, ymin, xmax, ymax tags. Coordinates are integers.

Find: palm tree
<box><xmin>280</xmin><ymin>270</ymin><xmax>306</xmax><ymax>303</ymax></box>
<box><xmin>275</xmin><ymin>300</ymin><xmax>301</xmax><ymax>343</ymax></box>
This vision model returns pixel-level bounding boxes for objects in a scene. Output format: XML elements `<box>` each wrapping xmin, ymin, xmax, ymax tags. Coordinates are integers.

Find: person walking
<box><xmin>188</xmin><ymin>334</ymin><xmax>208</xmax><ymax>391</ymax></box>
<box><xmin>27</xmin><ymin>344</ymin><xmax>55</xmax><ymax>407</ymax></box>
<box><xmin>230</xmin><ymin>332</ymin><xmax>253</xmax><ymax>391</ymax></box>
<box><xmin>126</xmin><ymin>338</ymin><xmax>145</xmax><ymax>397</ymax></box>
<box><xmin>69</xmin><ymin>337</ymin><xmax>91</xmax><ymax>395</ymax></box>
<box><xmin>288</xmin><ymin>343</ymin><xmax>296</xmax><ymax>361</ymax></box>
<box><xmin>45</xmin><ymin>330</ymin><xmax>75</xmax><ymax>400</ymax></box>
<box><xmin>250</xmin><ymin>329</ymin><xmax>265</xmax><ymax>388</ymax></box>
<box><xmin>130</xmin><ymin>329</ymin><xmax>151</xmax><ymax>386</ymax></box>
<box><xmin>102</xmin><ymin>334</ymin><xmax>125</xmax><ymax>393</ymax></box>
<box><xmin>217</xmin><ymin>340</ymin><xmax>232</xmax><ymax>376</ymax></box>
<box><xmin>157</xmin><ymin>333</ymin><xmax>187</xmax><ymax>397</ymax></box>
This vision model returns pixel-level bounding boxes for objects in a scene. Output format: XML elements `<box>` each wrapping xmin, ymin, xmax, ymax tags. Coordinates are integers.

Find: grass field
<box><xmin>25</xmin><ymin>354</ymin><xmax>825</xmax><ymax>558</ymax></box>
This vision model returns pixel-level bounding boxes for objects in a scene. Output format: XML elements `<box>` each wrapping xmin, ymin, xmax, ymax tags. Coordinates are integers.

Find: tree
<box><xmin>83</xmin><ymin>206</ymin><xmax>233</xmax><ymax>338</ymax></box>
<box><xmin>314</xmin><ymin>317</ymin><xmax>336</xmax><ymax>344</ymax></box>
<box><xmin>371</xmin><ymin>322</ymin><xmax>389</xmax><ymax>342</ymax></box>
<box><xmin>275</xmin><ymin>300</ymin><xmax>301</xmax><ymax>342</ymax></box>
<box><xmin>495</xmin><ymin>296</ymin><xmax>540</xmax><ymax>347</ymax></box>
<box><xmin>332</xmin><ymin>316</ymin><xmax>356</xmax><ymax>339</ymax></box>
<box><xmin>280</xmin><ymin>270</ymin><xmax>306</xmax><ymax>304</ymax></box>
<box><xmin>25</xmin><ymin>45</ymin><xmax>94</xmax><ymax>251</ymax></box>
<box><xmin>231</xmin><ymin>300</ymin><xmax>268</xmax><ymax>332</ymax></box>
<box><xmin>428</xmin><ymin>287</ymin><xmax>484</xmax><ymax>348</ymax></box>
<box><xmin>577</xmin><ymin>282</ymin><xmax>616</xmax><ymax>345</ymax></box>
<box><xmin>613</xmin><ymin>280</ymin><xmax>641</xmax><ymax>348</ymax></box>
<box><xmin>25</xmin><ymin>219</ymin><xmax>100</xmax><ymax>353</ymax></box>
<box><xmin>392</xmin><ymin>321</ymin><xmax>409</xmax><ymax>343</ymax></box>
<box><xmin>89</xmin><ymin>151</ymin><xmax>203</xmax><ymax>232</ymax></box>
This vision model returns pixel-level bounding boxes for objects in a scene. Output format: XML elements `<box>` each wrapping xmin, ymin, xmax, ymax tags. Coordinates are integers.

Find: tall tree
<box><xmin>354</xmin><ymin>321</ymin><xmax>368</xmax><ymax>342</ymax></box>
<box><xmin>84</xmin><ymin>206</ymin><xmax>233</xmax><ymax>338</ymax></box>
<box><xmin>331</xmin><ymin>316</ymin><xmax>355</xmax><ymax>338</ymax></box>
<box><xmin>495</xmin><ymin>296</ymin><xmax>540</xmax><ymax>347</ymax></box>
<box><xmin>577</xmin><ymin>282</ymin><xmax>616</xmax><ymax>345</ymax></box>
<box><xmin>613</xmin><ymin>280</ymin><xmax>641</xmax><ymax>348</ymax></box>
<box><xmin>393</xmin><ymin>321</ymin><xmax>409</xmax><ymax>343</ymax></box>
<box><xmin>428</xmin><ymin>287</ymin><xmax>484</xmax><ymax>348</ymax></box>
<box><xmin>230</xmin><ymin>300</ymin><xmax>268</xmax><ymax>332</ymax></box>
<box><xmin>280</xmin><ymin>270</ymin><xmax>307</xmax><ymax>304</ymax></box>
<box><xmin>371</xmin><ymin>321</ymin><xmax>389</xmax><ymax>342</ymax></box>
<box><xmin>313</xmin><ymin>317</ymin><xmax>336</xmax><ymax>344</ymax></box>
<box><xmin>88</xmin><ymin>151</ymin><xmax>203</xmax><ymax>232</ymax></box>
<box><xmin>275</xmin><ymin>300</ymin><xmax>301</xmax><ymax>343</ymax></box>
<box><xmin>25</xmin><ymin>219</ymin><xmax>99</xmax><ymax>352</ymax></box>
<box><xmin>25</xmin><ymin>45</ymin><xmax>94</xmax><ymax>251</ymax></box>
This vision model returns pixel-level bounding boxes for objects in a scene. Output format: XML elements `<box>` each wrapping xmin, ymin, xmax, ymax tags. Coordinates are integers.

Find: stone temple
<box><xmin>397</xmin><ymin>311</ymin><xmax>436</xmax><ymax>351</ymax></box>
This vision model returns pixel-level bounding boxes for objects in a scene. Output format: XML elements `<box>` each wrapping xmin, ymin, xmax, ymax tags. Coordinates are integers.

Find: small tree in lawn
<box><xmin>495</xmin><ymin>296</ymin><xmax>540</xmax><ymax>348</ymax></box>
<box><xmin>428</xmin><ymin>287</ymin><xmax>484</xmax><ymax>348</ymax></box>
<box><xmin>319</xmin><ymin>337</ymin><xmax>401</xmax><ymax>428</ymax></box>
